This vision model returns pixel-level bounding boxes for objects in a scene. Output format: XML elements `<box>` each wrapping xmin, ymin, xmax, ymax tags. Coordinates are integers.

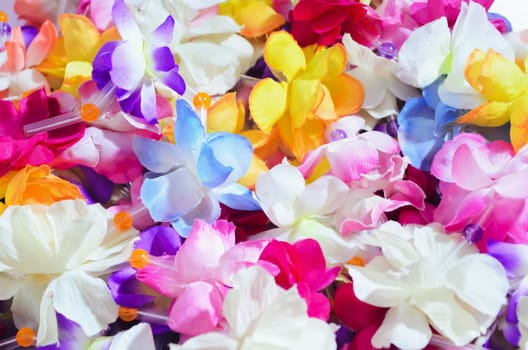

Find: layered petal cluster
<box><xmin>457</xmin><ymin>49</ymin><xmax>528</xmax><ymax>151</ymax></box>
<box><xmin>0</xmin><ymin>199</ymin><xmax>138</xmax><ymax>346</ymax></box>
<box><xmin>348</xmin><ymin>221</ymin><xmax>509</xmax><ymax>349</ymax></box>
<box><xmin>170</xmin><ymin>266</ymin><xmax>337</xmax><ymax>350</ymax></box>
<box><xmin>218</xmin><ymin>0</ymin><xmax>285</xmax><ymax>38</ymax></box>
<box><xmin>249</xmin><ymin>30</ymin><xmax>364</xmax><ymax>160</ymax></box>
<box><xmin>134</xmin><ymin>99</ymin><xmax>258</xmax><ymax>234</ymax></box>
<box><xmin>410</xmin><ymin>0</ymin><xmax>494</xmax><ymax>27</ymax></box>
<box><xmin>432</xmin><ymin>132</ymin><xmax>528</xmax><ymax>245</ymax></box>
<box><xmin>136</xmin><ymin>219</ymin><xmax>267</xmax><ymax>336</ymax></box>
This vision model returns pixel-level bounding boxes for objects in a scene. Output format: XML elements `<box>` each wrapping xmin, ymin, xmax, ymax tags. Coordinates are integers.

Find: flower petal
<box><xmin>112</xmin><ymin>0</ymin><xmax>142</xmax><ymax>41</ymax></box>
<box><xmin>174</xmin><ymin>99</ymin><xmax>205</xmax><ymax>159</ymax></box>
<box><xmin>249</xmin><ymin>78</ymin><xmax>287</xmax><ymax>133</ymax></box>
<box><xmin>133</xmin><ymin>137</ymin><xmax>183</xmax><ymax>173</ymax></box>
<box><xmin>110</xmin><ymin>41</ymin><xmax>145</xmax><ymax>91</ymax></box>
<box><xmin>264</xmin><ymin>31</ymin><xmax>306</xmax><ymax>82</ymax></box>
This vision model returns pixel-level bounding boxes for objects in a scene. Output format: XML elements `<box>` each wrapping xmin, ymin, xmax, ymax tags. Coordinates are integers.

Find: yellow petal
<box><xmin>289</xmin><ymin>79</ymin><xmax>322</xmax><ymax>128</ymax></box>
<box><xmin>278</xmin><ymin>114</ymin><xmax>326</xmax><ymax>160</ymax></box>
<box><xmin>464</xmin><ymin>49</ymin><xmax>486</xmax><ymax>92</ymax></box>
<box><xmin>241</xmin><ymin>128</ymin><xmax>280</xmax><ymax>160</ymax></box>
<box><xmin>61</xmin><ymin>61</ymin><xmax>93</xmax><ymax>97</ymax></box>
<box><xmin>510</xmin><ymin>94</ymin><xmax>528</xmax><ymax>152</ymax></box>
<box><xmin>0</xmin><ymin>171</ymin><xmax>17</xmax><ymax>198</ymax></box>
<box><xmin>264</xmin><ymin>31</ymin><xmax>306</xmax><ymax>82</ymax></box>
<box><xmin>207</xmin><ymin>92</ymin><xmax>245</xmax><ymax>133</ymax></box>
<box><xmin>313</xmin><ymin>84</ymin><xmax>337</xmax><ymax>121</ymax></box>
<box><xmin>59</xmin><ymin>14</ymin><xmax>101</xmax><ymax>61</ymax></box>
<box><xmin>305</xmin><ymin>155</ymin><xmax>331</xmax><ymax>184</ymax></box>
<box><xmin>324</xmin><ymin>74</ymin><xmax>364</xmax><ymax>116</ymax></box>
<box><xmin>457</xmin><ymin>101</ymin><xmax>511</xmax><ymax>127</ymax></box>
<box><xmin>236</xmin><ymin>2</ymin><xmax>285</xmax><ymax>38</ymax></box>
<box><xmin>238</xmin><ymin>155</ymin><xmax>269</xmax><ymax>189</ymax></box>
<box><xmin>298</xmin><ymin>44</ymin><xmax>347</xmax><ymax>81</ymax></box>
<box><xmin>36</xmin><ymin>37</ymin><xmax>67</xmax><ymax>79</ymax></box>
<box><xmin>249</xmin><ymin>78</ymin><xmax>288</xmax><ymax>133</ymax></box>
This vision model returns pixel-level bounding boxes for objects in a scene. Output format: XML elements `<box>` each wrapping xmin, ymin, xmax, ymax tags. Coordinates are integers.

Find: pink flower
<box><xmin>410</xmin><ymin>0</ymin><xmax>496</xmax><ymax>28</ymax></box>
<box><xmin>289</xmin><ymin>0</ymin><xmax>382</xmax><ymax>48</ymax></box>
<box><xmin>377</xmin><ymin>0</ymin><xmax>419</xmax><ymax>49</ymax></box>
<box><xmin>432</xmin><ymin>132</ymin><xmax>528</xmax><ymax>246</ymax></box>
<box><xmin>77</xmin><ymin>0</ymin><xmax>112</xmax><ymax>31</ymax></box>
<box><xmin>258</xmin><ymin>239</ymin><xmax>339</xmax><ymax>320</ymax></box>
<box><xmin>14</xmin><ymin>0</ymin><xmax>79</xmax><ymax>26</ymax></box>
<box><xmin>136</xmin><ymin>219</ymin><xmax>268</xmax><ymax>337</ymax></box>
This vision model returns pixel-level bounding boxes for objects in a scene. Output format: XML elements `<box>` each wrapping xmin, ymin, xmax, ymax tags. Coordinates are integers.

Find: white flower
<box><xmin>0</xmin><ymin>200</ymin><xmax>138</xmax><ymax>346</ymax></box>
<box><xmin>348</xmin><ymin>221</ymin><xmax>509</xmax><ymax>349</ymax></box>
<box><xmin>170</xmin><ymin>266</ymin><xmax>337</xmax><ymax>350</ymax></box>
<box><xmin>252</xmin><ymin>161</ymin><xmax>360</xmax><ymax>265</ymax></box>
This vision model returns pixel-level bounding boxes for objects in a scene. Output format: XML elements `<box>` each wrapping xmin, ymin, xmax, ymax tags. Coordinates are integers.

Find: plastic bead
<box><xmin>113</xmin><ymin>211</ymin><xmax>133</xmax><ymax>232</ymax></box>
<box><xmin>80</xmin><ymin>103</ymin><xmax>100</xmax><ymax>122</ymax></box>
<box><xmin>119</xmin><ymin>307</ymin><xmax>138</xmax><ymax>322</ymax></box>
<box><xmin>347</xmin><ymin>256</ymin><xmax>365</xmax><ymax>267</ymax></box>
<box><xmin>193</xmin><ymin>92</ymin><xmax>211</xmax><ymax>110</ymax></box>
<box><xmin>463</xmin><ymin>223</ymin><xmax>484</xmax><ymax>244</ymax></box>
<box><xmin>16</xmin><ymin>328</ymin><xmax>35</xmax><ymax>348</ymax></box>
<box><xmin>329</xmin><ymin>128</ymin><xmax>347</xmax><ymax>142</ymax></box>
<box><xmin>130</xmin><ymin>249</ymin><xmax>149</xmax><ymax>269</ymax></box>
<box><xmin>0</xmin><ymin>11</ymin><xmax>8</xmax><ymax>23</ymax></box>
<box><xmin>377</xmin><ymin>42</ymin><xmax>397</xmax><ymax>60</ymax></box>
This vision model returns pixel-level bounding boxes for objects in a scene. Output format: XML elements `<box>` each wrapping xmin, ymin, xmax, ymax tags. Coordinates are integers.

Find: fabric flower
<box><xmin>432</xmin><ymin>132</ymin><xmax>528</xmax><ymax>245</ymax></box>
<box><xmin>136</xmin><ymin>219</ymin><xmax>267</xmax><ymax>337</ymax></box>
<box><xmin>170</xmin><ymin>266</ymin><xmax>337</xmax><ymax>350</ymax></box>
<box><xmin>289</xmin><ymin>0</ymin><xmax>383</xmax><ymax>48</ymax></box>
<box><xmin>410</xmin><ymin>0</ymin><xmax>494</xmax><ymax>27</ymax></box>
<box><xmin>0</xmin><ymin>199</ymin><xmax>138</xmax><ymax>346</ymax></box>
<box><xmin>92</xmin><ymin>0</ymin><xmax>185</xmax><ymax>122</ymax></box>
<box><xmin>134</xmin><ymin>99</ymin><xmax>258</xmax><ymax>235</ymax></box>
<box><xmin>258</xmin><ymin>239</ymin><xmax>339</xmax><ymax>320</ymax></box>
<box><xmin>456</xmin><ymin>48</ymin><xmax>528</xmax><ymax>151</ymax></box>
<box><xmin>249</xmin><ymin>30</ymin><xmax>364</xmax><ymax>160</ymax></box>
<box><xmin>218</xmin><ymin>0</ymin><xmax>285</xmax><ymax>38</ymax></box>
<box><xmin>348</xmin><ymin>221</ymin><xmax>509</xmax><ymax>349</ymax></box>
<box><xmin>14</xmin><ymin>0</ymin><xmax>79</xmax><ymax>26</ymax></box>
<box><xmin>396</xmin><ymin>1</ymin><xmax>514</xmax><ymax>109</ymax></box>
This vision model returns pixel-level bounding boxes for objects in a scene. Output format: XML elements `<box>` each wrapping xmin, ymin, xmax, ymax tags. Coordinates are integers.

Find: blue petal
<box><xmin>214</xmin><ymin>183</ymin><xmax>261</xmax><ymax>211</ymax></box>
<box><xmin>196</xmin><ymin>143</ymin><xmax>232</xmax><ymax>188</ymax></box>
<box><xmin>434</xmin><ymin>102</ymin><xmax>462</xmax><ymax>137</ymax></box>
<box><xmin>422</xmin><ymin>76</ymin><xmax>445</xmax><ymax>109</ymax></box>
<box><xmin>133</xmin><ymin>136</ymin><xmax>183</xmax><ymax>173</ymax></box>
<box><xmin>174</xmin><ymin>99</ymin><xmax>205</xmax><ymax>160</ymax></box>
<box><xmin>171</xmin><ymin>193</ymin><xmax>220</xmax><ymax>238</ymax></box>
<box><xmin>141</xmin><ymin>168</ymin><xmax>205</xmax><ymax>222</ymax></box>
<box><xmin>205</xmin><ymin>132</ymin><xmax>253</xmax><ymax>185</ymax></box>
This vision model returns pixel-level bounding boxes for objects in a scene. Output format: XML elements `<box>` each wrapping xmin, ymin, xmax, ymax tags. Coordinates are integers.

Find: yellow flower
<box><xmin>218</xmin><ymin>0</ymin><xmax>285</xmax><ymax>38</ymax></box>
<box><xmin>249</xmin><ymin>31</ymin><xmax>364</xmax><ymax>160</ymax></box>
<box><xmin>457</xmin><ymin>49</ymin><xmax>528</xmax><ymax>151</ymax></box>
<box><xmin>0</xmin><ymin>165</ymin><xmax>84</xmax><ymax>215</ymax></box>
<box><xmin>37</xmin><ymin>14</ymin><xmax>119</xmax><ymax>96</ymax></box>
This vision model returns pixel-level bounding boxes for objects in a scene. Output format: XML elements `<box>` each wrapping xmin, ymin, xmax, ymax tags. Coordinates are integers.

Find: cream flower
<box><xmin>348</xmin><ymin>221</ymin><xmax>509</xmax><ymax>349</ymax></box>
<box><xmin>0</xmin><ymin>200</ymin><xmax>138</xmax><ymax>346</ymax></box>
<box><xmin>170</xmin><ymin>266</ymin><xmax>337</xmax><ymax>350</ymax></box>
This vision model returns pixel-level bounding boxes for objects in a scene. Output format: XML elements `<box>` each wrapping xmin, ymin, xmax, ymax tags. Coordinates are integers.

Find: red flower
<box><xmin>290</xmin><ymin>0</ymin><xmax>383</xmax><ymax>47</ymax></box>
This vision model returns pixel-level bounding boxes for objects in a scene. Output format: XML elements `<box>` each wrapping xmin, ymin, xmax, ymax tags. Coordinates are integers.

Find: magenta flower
<box><xmin>432</xmin><ymin>132</ymin><xmax>528</xmax><ymax>247</ymax></box>
<box><xmin>258</xmin><ymin>239</ymin><xmax>339</xmax><ymax>320</ymax></box>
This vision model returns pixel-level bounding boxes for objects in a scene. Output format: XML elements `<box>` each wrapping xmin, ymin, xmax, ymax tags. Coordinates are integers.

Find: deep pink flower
<box><xmin>410</xmin><ymin>0</ymin><xmax>494</xmax><ymax>28</ymax></box>
<box><xmin>289</xmin><ymin>0</ymin><xmax>383</xmax><ymax>47</ymax></box>
<box><xmin>258</xmin><ymin>239</ymin><xmax>339</xmax><ymax>320</ymax></box>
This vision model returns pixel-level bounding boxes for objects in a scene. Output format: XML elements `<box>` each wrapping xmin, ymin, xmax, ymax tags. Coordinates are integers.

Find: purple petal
<box><xmin>112</xmin><ymin>0</ymin><xmax>142</xmax><ymax>40</ymax></box>
<box><xmin>108</xmin><ymin>267</ymin><xmax>155</xmax><ymax>308</ymax></box>
<box><xmin>135</xmin><ymin>225</ymin><xmax>182</xmax><ymax>256</ymax></box>
<box><xmin>158</xmin><ymin>68</ymin><xmax>186</xmax><ymax>95</ymax></box>
<box><xmin>21</xmin><ymin>25</ymin><xmax>38</xmax><ymax>48</ymax></box>
<box><xmin>488</xmin><ymin>240</ymin><xmax>528</xmax><ymax>278</ymax></box>
<box><xmin>151</xmin><ymin>46</ymin><xmax>176</xmax><ymax>72</ymax></box>
<box><xmin>110</xmin><ymin>41</ymin><xmax>145</xmax><ymax>91</ymax></box>
<box><xmin>149</xmin><ymin>16</ymin><xmax>175</xmax><ymax>48</ymax></box>
<box><xmin>92</xmin><ymin>41</ymin><xmax>119</xmax><ymax>88</ymax></box>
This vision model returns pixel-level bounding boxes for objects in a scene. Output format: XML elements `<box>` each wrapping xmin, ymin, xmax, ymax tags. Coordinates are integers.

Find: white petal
<box><xmin>291</xmin><ymin>318</ymin><xmax>337</xmax><ymax>350</ymax></box>
<box><xmin>0</xmin><ymin>273</ymin><xmax>24</xmax><ymax>299</ymax></box>
<box><xmin>372</xmin><ymin>303</ymin><xmax>432</xmax><ymax>350</ymax></box>
<box><xmin>110</xmin><ymin>323</ymin><xmax>155</xmax><ymax>350</ymax></box>
<box><xmin>170</xmin><ymin>333</ymin><xmax>238</xmax><ymax>350</ymax></box>
<box><xmin>365</xmin><ymin>90</ymin><xmax>399</xmax><ymax>119</ymax></box>
<box><xmin>52</xmin><ymin>270</ymin><xmax>118</xmax><ymax>337</ymax></box>
<box><xmin>294</xmin><ymin>175</ymin><xmax>349</xmax><ymax>218</ymax></box>
<box><xmin>396</xmin><ymin>17</ymin><xmax>451</xmax><ymax>88</ymax></box>
<box><xmin>347</xmin><ymin>67</ymin><xmax>388</xmax><ymax>109</ymax></box>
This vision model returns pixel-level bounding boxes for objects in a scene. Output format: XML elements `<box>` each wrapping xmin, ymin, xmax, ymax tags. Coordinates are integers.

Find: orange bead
<box><xmin>130</xmin><ymin>249</ymin><xmax>149</xmax><ymax>269</ymax></box>
<box><xmin>119</xmin><ymin>307</ymin><xmax>138</xmax><ymax>322</ymax></box>
<box><xmin>16</xmin><ymin>328</ymin><xmax>35</xmax><ymax>348</ymax></box>
<box><xmin>80</xmin><ymin>103</ymin><xmax>100</xmax><ymax>122</ymax></box>
<box><xmin>0</xmin><ymin>11</ymin><xmax>8</xmax><ymax>23</ymax></box>
<box><xmin>347</xmin><ymin>256</ymin><xmax>365</xmax><ymax>267</ymax></box>
<box><xmin>192</xmin><ymin>92</ymin><xmax>211</xmax><ymax>109</ymax></box>
<box><xmin>113</xmin><ymin>211</ymin><xmax>133</xmax><ymax>232</ymax></box>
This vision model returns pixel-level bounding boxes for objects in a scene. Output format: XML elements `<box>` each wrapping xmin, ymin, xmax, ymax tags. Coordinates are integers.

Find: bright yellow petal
<box><xmin>36</xmin><ymin>37</ymin><xmax>68</xmax><ymax>79</ymax></box>
<box><xmin>59</xmin><ymin>14</ymin><xmax>101</xmax><ymax>61</ymax></box>
<box><xmin>235</xmin><ymin>2</ymin><xmax>285</xmax><ymax>38</ymax></box>
<box><xmin>324</xmin><ymin>74</ymin><xmax>364</xmax><ymax>116</ymax></box>
<box><xmin>464</xmin><ymin>49</ymin><xmax>486</xmax><ymax>92</ymax></box>
<box><xmin>0</xmin><ymin>171</ymin><xmax>17</xmax><ymax>198</ymax></box>
<box><xmin>298</xmin><ymin>44</ymin><xmax>347</xmax><ymax>81</ymax></box>
<box><xmin>278</xmin><ymin>114</ymin><xmax>326</xmax><ymax>160</ymax></box>
<box><xmin>305</xmin><ymin>155</ymin><xmax>331</xmax><ymax>184</ymax></box>
<box><xmin>264</xmin><ymin>31</ymin><xmax>306</xmax><ymax>82</ymax></box>
<box><xmin>207</xmin><ymin>92</ymin><xmax>245</xmax><ymax>133</ymax></box>
<box><xmin>478</xmin><ymin>49</ymin><xmax>528</xmax><ymax>101</ymax></box>
<box><xmin>238</xmin><ymin>155</ymin><xmax>269</xmax><ymax>189</ymax></box>
<box><xmin>510</xmin><ymin>94</ymin><xmax>528</xmax><ymax>152</ymax></box>
<box><xmin>457</xmin><ymin>101</ymin><xmax>511</xmax><ymax>127</ymax></box>
<box><xmin>249</xmin><ymin>78</ymin><xmax>288</xmax><ymax>133</ymax></box>
<box><xmin>61</xmin><ymin>61</ymin><xmax>93</xmax><ymax>97</ymax></box>
<box><xmin>289</xmin><ymin>79</ymin><xmax>322</xmax><ymax>128</ymax></box>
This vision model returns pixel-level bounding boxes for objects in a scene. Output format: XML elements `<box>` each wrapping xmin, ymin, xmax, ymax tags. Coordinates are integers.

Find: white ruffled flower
<box><xmin>348</xmin><ymin>221</ymin><xmax>509</xmax><ymax>349</ymax></box>
<box><xmin>170</xmin><ymin>266</ymin><xmax>337</xmax><ymax>350</ymax></box>
<box><xmin>0</xmin><ymin>200</ymin><xmax>138</xmax><ymax>346</ymax></box>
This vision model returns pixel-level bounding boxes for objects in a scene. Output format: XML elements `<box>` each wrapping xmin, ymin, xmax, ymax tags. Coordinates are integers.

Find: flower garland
<box><xmin>0</xmin><ymin>0</ymin><xmax>526</xmax><ymax>349</ymax></box>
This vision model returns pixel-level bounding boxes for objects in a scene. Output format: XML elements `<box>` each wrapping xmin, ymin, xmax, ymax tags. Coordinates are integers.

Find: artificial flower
<box><xmin>0</xmin><ymin>164</ymin><xmax>83</xmax><ymax>214</ymax></box>
<box><xmin>0</xmin><ymin>199</ymin><xmax>138</xmax><ymax>346</ymax></box>
<box><xmin>133</xmin><ymin>99</ymin><xmax>258</xmax><ymax>234</ymax></box>
<box><xmin>396</xmin><ymin>1</ymin><xmax>514</xmax><ymax>109</ymax></box>
<box><xmin>252</xmin><ymin>160</ymin><xmax>360</xmax><ymax>264</ymax></box>
<box><xmin>410</xmin><ymin>0</ymin><xmax>494</xmax><ymax>27</ymax></box>
<box><xmin>77</xmin><ymin>0</ymin><xmax>112</xmax><ymax>31</ymax></box>
<box><xmin>289</xmin><ymin>0</ymin><xmax>383</xmax><ymax>48</ymax></box>
<box><xmin>36</xmin><ymin>13</ymin><xmax>119</xmax><ymax>96</ymax></box>
<box><xmin>375</xmin><ymin>0</ymin><xmax>419</xmax><ymax>49</ymax></box>
<box><xmin>258</xmin><ymin>239</ymin><xmax>339</xmax><ymax>320</ymax></box>
<box><xmin>348</xmin><ymin>221</ymin><xmax>509</xmax><ymax>349</ymax></box>
<box><xmin>91</xmin><ymin>0</ymin><xmax>185</xmax><ymax>122</ymax></box>
<box><xmin>457</xmin><ymin>48</ymin><xmax>528</xmax><ymax>151</ymax></box>
<box><xmin>218</xmin><ymin>0</ymin><xmax>285</xmax><ymax>38</ymax></box>
<box><xmin>249</xmin><ymin>30</ymin><xmax>364</xmax><ymax>159</ymax></box>
<box><xmin>14</xmin><ymin>0</ymin><xmax>79</xmax><ymax>26</ymax></box>
<box><xmin>432</xmin><ymin>132</ymin><xmax>528</xmax><ymax>246</ymax></box>
<box><xmin>170</xmin><ymin>266</ymin><xmax>337</xmax><ymax>350</ymax></box>
<box><xmin>0</xmin><ymin>20</ymin><xmax>56</xmax><ymax>99</ymax></box>
<box><xmin>136</xmin><ymin>219</ymin><xmax>267</xmax><ymax>336</ymax></box>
